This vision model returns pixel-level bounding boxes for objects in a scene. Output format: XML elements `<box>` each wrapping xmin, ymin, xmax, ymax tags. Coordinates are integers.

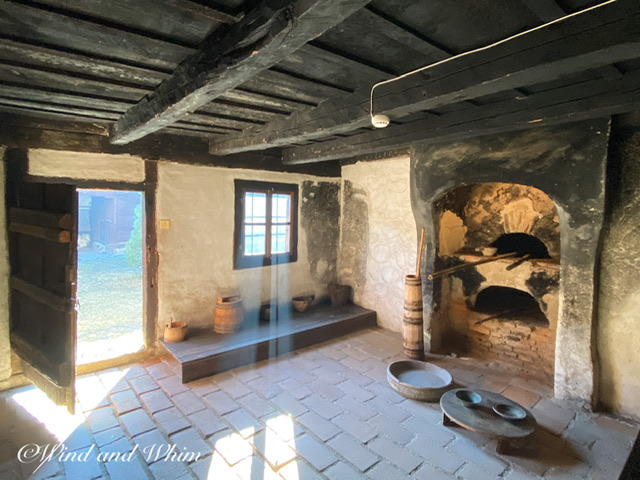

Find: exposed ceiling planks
<box><xmin>0</xmin><ymin>0</ymin><xmax>194</xmax><ymax>70</ymax></box>
<box><xmin>0</xmin><ymin>38</ymin><xmax>168</xmax><ymax>87</ymax></box>
<box><xmin>109</xmin><ymin>0</ymin><xmax>374</xmax><ymax>145</ymax></box>
<box><xmin>11</xmin><ymin>0</ymin><xmax>235</xmax><ymax>45</ymax></box>
<box><xmin>0</xmin><ymin>0</ymin><xmax>639</xmax><ymax>165</ymax></box>
<box><xmin>209</xmin><ymin>0</ymin><xmax>640</xmax><ymax>155</ymax></box>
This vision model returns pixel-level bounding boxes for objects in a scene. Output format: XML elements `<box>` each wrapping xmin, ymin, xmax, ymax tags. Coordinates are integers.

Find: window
<box><xmin>234</xmin><ymin>180</ymin><xmax>298</xmax><ymax>269</ymax></box>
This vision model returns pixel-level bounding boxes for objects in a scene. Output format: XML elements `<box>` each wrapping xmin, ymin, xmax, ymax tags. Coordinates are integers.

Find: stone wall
<box><xmin>598</xmin><ymin>127</ymin><xmax>640</xmax><ymax>418</ymax></box>
<box><xmin>339</xmin><ymin>156</ymin><xmax>417</xmax><ymax>332</ymax></box>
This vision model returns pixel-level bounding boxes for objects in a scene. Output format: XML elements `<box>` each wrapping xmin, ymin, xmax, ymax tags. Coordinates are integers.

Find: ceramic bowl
<box><xmin>480</xmin><ymin>247</ymin><xmax>498</xmax><ymax>256</ymax></box>
<box><xmin>455</xmin><ymin>389</ymin><xmax>482</xmax><ymax>407</ymax></box>
<box><xmin>292</xmin><ymin>294</ymin><xmax>315</xmax><ymax>312</ymax></box>
<box><xmin>492</xmin><ymin>403</ymin><xmax>526</xmax><ymax>420</ymax></box>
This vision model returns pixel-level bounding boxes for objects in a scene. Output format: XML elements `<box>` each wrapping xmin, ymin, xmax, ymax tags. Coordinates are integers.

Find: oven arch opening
<box><xmin>490</xmin><ymin>233</ymin><xmax>551</xmax><ymax>259</ymax></box>
<box><xmin>473</xmin><ymin>286</ymin><xmax>549</xmax><ymax>327</ymax></box>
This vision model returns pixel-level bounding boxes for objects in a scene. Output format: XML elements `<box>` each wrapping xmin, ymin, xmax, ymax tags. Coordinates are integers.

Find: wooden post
<box><xmin>403</xmin><ymin>274</ymin><xmax>424</xmax><ymax>360</ymax></box>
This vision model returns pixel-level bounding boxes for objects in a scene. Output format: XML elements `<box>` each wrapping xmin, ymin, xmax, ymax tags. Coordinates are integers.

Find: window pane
<box><xmin>272</xmin><ymin>194</ymin><xmax>291</xmax><ymax>223</ymax></box>
<box><xmin>245</xmin><ymin>192</ymin><xmax>266</xmax><ymax>224</ymax></box>
<box><xmin>271</xmin><ymin>225</ymin><xmax>290</xmax><ymax>254</ymax></box>
<box><xmin>244</xmin><ymin>225</ymin><xmax>266</xmax><ymax>255</ymax></box>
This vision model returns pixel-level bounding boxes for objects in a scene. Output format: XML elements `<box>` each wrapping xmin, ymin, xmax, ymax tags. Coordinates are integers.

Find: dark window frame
<box><xmin>233</xmin><ymin>179</ymin><xmax>298</xmax><ymax>270</ymax></box>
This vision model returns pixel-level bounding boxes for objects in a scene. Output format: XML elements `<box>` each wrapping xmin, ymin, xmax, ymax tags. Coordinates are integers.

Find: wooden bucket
<box><xmin>214</xmin><ymin>295</ymin><xmax>244</xmax><ymax>334</ymax></box>
<box><xmin>403</xmin><ymin>275</ymin><xmax>425</xmax><ymax>360</ymax></box>
<box><xmin>164</xmin><ymin>321</ymin><xmax>188</xmax><ymax>343</ymax></box>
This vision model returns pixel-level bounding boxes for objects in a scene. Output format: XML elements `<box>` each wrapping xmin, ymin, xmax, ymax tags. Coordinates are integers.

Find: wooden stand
<box><xmin>440</xmin><ymin>388</ymin><xmax>537</xmax><ymax>455</ymax></box>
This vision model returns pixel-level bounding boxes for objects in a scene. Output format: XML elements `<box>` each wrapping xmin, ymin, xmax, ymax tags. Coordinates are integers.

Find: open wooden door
<box><xmin>6</xmin><ymin>158</ymin><xmax>77</xmax><ymax>413</ymax></box>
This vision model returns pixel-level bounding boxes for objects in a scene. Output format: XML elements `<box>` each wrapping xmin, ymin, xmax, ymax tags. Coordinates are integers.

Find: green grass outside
<box><xmin>76</xmin><ymin>250</ymin><xmax>143</xmax><ymax>363</ymax></box>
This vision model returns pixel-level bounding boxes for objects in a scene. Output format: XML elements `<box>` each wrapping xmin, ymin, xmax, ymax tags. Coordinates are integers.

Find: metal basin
<box><xmin>387</xmin><ymin>360</ymin><xmax>453</xmax><ymax>401</ymax></box>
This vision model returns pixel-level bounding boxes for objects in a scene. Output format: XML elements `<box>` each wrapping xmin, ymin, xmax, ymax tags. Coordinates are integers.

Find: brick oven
<box><xmin>410</xmin><ymin>119</ymin><xmax>610</xmax><ymax>405</ymax></box>
<box><xmin>435</xmin><ymin>182</ymin><xmax>560</xmax><ymax>385</ymax></box>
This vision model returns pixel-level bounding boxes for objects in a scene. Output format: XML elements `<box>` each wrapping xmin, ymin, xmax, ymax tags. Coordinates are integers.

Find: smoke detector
<box><xmin>371</xmin><ymin>114</ymin><xmax>390</xmax><ymax>128</ymax></box>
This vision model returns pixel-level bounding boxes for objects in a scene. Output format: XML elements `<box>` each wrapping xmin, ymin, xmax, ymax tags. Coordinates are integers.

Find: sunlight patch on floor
<box><xmin>11</xmin><ymin>368</ymin><xmax>129</xmax><ymax>442</ymax></box>
<box><xmin>208</xmin><ymin>414</ymin><xmax>300</xmax><ymax>478</ymax></box>
<box><xmin>11</xmin><ymin>388</ymin><xmax>83</xmax><ymax>443</ymax></box>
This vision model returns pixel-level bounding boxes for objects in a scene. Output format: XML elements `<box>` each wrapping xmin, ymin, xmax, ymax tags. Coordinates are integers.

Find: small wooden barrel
<box><xmin>403</xmin><ymin>275</ymin><xmax>425</xmax><ymax>360</ymax></box>
<box><xmin>214</xmin><ymin>295</ymin><xmax>244</xmax><ymax>334</ymax></box>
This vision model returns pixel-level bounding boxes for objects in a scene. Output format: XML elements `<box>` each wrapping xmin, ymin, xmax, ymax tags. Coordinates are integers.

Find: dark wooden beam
<box><xmin>520</xmin><ymin>0</ymin><xmax>566</xmax><ymax>22</ymax></box>
<box><xmin>211</xmin><ymin>0</ymin><xmax>640</xmax><ymax>155</ymax></box>
<box><xmin>110</xmin><ymin>0</ymin><xmax>373</xmax><ymax>145</ymax></box>
<box><xmin>0</xmin><ymin>69</ymin><xmax>277</xmax><ymax>126</ymax></box>
<box><xmin>359</xmin><ymin>7</ymin><xmax>452</xmax><ymax>60</ymax></box>
<box><xmin>0</xmin><ymin>103</ymin><xmax>229</xmax><ymax>138</ymax></box>
<box><xmin>0</xmin><ymin>38</ymin><xmax>167</xmax><ymax>88</ymax></box>
<box><xmin>0</xmin><ymin>113</ymin><xmax>341</xmax><ymax>177</ymax></box>
<box><xmin>243</xmin><ymin>69</ymin><xmax>350</xmax><ymax>104</ymax></box>
<box><xmin>282</xmin><ymin>70</ymin><xmax>640</xmax><ymax>163</ymax></box>
<box><xmin>302</xmin><ymin>43</ymin><xmax>394</xmax><ymax>81</ymax></box>
<box><xmin>520</xmin><ymin>0</ymin><xmax>623</xmax><ymax>79</ymax></box>
<box><xmin>158</xmin><ymin>0</ymin><xmax>243</xmax><ymax>24</ymax></box>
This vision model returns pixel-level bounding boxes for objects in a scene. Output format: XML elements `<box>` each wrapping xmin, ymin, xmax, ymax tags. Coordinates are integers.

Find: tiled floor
<box><xmin>0</xmin><ymin>327</ymin><xmax>638</xmax><ymax>479</ymax></box>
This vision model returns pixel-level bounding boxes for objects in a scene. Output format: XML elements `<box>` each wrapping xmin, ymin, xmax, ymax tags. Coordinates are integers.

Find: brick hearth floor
<box><xmin>1</xmin><ymin>327</ymin><xmax>638</xmax><ymax>479</ymax></box>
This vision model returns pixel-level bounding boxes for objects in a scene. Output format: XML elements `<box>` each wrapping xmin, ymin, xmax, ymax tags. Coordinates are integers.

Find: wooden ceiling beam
<box><xmin>164</xmin><ymin>0</ymin><xmax>243</xmax><ymax>24</ymax></box>
<box><xmin>281</xmin><ymin>70</ymin><xmax>640</xmax><ymax>164</ymax></box>
<box><xmin>359</xmin><ymin>6</ymin><xmax>452</xmax><ymax>60</ymax></box>
<box><xmin>210</xmin><ymin>0</ymin><xmax>640</xmax><ymax>155</ymax></box>
<box><xmin>0</xmin><ymin>113</ymin><xmax>341</xmax><ymax>177</ymax></box>
<box><xmin>520</xmin><ymin>0</ymin><xmax>623</xmax><ymax>79</ymax></box>
<box><xmin>520</xmin><ymin>0</ymin><xmax>566</xmax><ymax>22</ymax></box>
<box><xmin>109</xmin><ymin>0</ymin><xmax>373</xmax><ymax>145</ymax></box>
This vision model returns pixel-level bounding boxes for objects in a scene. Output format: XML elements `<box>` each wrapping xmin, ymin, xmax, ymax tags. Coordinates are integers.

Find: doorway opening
<box><xmin>76</xmin><ymin>189</ymin><xmax>145</xmax><ymax>364</ymax></box>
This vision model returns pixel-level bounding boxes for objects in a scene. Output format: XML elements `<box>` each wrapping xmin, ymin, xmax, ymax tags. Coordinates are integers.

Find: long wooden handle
<box><xmin>428</xmin><ymin>252</ymin><xmax>517</xmax><ymax>280</ymax></box>
<box><xmin>416</xmin><ymin>228</ymin><xmax>425</xmax><ymax>278</ymax></box>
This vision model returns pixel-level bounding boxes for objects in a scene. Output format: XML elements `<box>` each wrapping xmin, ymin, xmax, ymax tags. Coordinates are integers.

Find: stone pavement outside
<box><xmin>0</xmin><ymin>327</ymin><xmax>638</xmax><ymax>479</ymax></box>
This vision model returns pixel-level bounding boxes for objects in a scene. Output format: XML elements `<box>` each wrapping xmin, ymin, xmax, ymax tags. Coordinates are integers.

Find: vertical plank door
<box><xmin>6</xmin><ymin>155</ymin><xmax>77</xmax><ymax>413</ymax></box>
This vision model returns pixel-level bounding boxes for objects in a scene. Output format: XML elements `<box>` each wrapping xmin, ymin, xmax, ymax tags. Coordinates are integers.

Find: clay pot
<box><xmin>292</xmin><ymin>294</ymin><xmax>315</xmax><ymax>313</ymax></box>
<box><xmin>328</xmin><ymin>283</ymin><xmax>352</xmax><ymax>306</ymax></box>
<box><xmin>164</xmin><ymin>321</ymin><xmax>188</xmax><ymax>343</ymax></box>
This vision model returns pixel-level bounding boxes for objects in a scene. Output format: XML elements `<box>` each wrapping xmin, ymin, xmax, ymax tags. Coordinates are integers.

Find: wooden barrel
<box><xmin>214</xmin><ymin>295</ymin><xmax>244</xmax><ymax>334</ymax></box>
<box><xmin>403</xmin><ymin>275</ymin><xmax>425</xmax><ymax>360</ymax></box>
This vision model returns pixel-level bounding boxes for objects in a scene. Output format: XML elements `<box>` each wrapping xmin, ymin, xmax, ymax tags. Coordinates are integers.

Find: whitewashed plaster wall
<box><xmin>156</xmin><ymin>162</ymin><xmax>339</xmax><ymax>333</ymax></box>
<box><xmin>0</xmin><ymin>148</ymin><xmax>11</xmax><ymax>380</ymax></box>
<box><xmin>28</xmin><ymin>149</ymin><xmax>145</xmax><ymax>183</ymax></box>
<box><xmin>339</xmin><ymin>156</ymin><xmax>417</xmax><ymax>332</ymax></box>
